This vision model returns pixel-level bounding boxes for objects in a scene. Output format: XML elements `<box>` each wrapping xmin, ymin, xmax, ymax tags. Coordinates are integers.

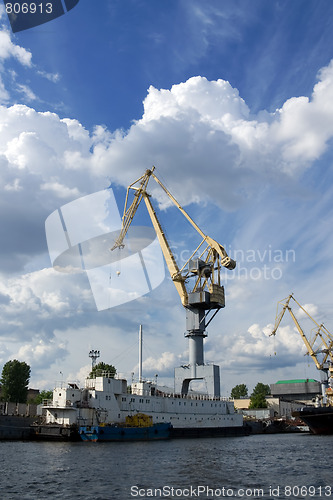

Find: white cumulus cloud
<box><xmin>88</xmin><ymin>60</ymin><xmax>333</xmax><ymax>210</ymax></box>
<box><xmin>0</xmin><ymin>30</ymin><xmax>32</xmax><ymax>67</ymax></box>
<box><xmin>140</xmin><ymin>351</ymin><xmax>181</xmax><ymax>376</ymax></box>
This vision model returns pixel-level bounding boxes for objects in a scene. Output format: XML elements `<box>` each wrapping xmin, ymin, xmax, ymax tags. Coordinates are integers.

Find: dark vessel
<box><xmin>293</xmin><ymin>406</ymin><xmax>333</xmax><ymax>435</ymax></box>
<box><xmin>0</xmin><ymin>415</ymin><xmax>35</xmax><ymax>440</ymax></box>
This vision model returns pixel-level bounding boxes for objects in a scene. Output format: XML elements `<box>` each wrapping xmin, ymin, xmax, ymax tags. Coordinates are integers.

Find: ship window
<box><xmin>59</xmin><ymin>393</ymin><xmax>61</xmax><ymax>397</ymax></box>
<box><xmin>179</xmin><ymin>402</ymin><xmax>181</xmax><ymax>405</ymax></box>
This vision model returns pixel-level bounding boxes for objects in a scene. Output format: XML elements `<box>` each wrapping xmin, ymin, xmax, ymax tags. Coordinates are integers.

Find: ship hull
<box><xmin>170</xmin><ymin>424</ymin><xmax>249</xmax><ymax>438</ymax></box>
<box><xmin>292</xmin><ymin>407</ymin><xmax>333</xmax><ymax>435</ymax></box>
<box><xmin>31</xmin><ymin>423</ymin><xmax>81</xmax><ymax>441</ymax></box>
<box><xmin>79</xmin><ymin>422</ymin><xmax>171</xmax><ymax>442</ymax></box>
<box><xmin>0</xmin><ymin>415</ymin><xmax>35</xmax><ymax>440</ymax></box>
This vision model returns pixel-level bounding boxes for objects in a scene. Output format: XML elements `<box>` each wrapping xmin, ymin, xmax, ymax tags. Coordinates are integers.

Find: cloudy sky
<box><xmin>1</xmin><ymin>0</ymin><xmax>333</xmax><ymax>396</ymax></box>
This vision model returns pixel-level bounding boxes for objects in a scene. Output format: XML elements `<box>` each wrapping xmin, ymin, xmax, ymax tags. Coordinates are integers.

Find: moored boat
<box><xmin>79</xmin><ymin>414</ymin><xmax>171</xmax><ymax>442</ymax></box>
<box><xmin>292</xmin><ymin>406</ymin><xmax>333</xmax><ymax>435</ymax></box>
<box><xmin>34</xmin><ymin>372</ymin><xmax>247</xmax><ymax>441</ymax></box>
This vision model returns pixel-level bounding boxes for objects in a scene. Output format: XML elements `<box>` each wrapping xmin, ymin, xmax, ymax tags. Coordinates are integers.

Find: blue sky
<box><xmin>1</xmin><ymin>0</ymin><xmax>333</xmax><ymax>395</ymax></box>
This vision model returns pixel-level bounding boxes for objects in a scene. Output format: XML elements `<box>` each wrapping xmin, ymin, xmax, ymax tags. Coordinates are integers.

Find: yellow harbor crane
<box><xmin>271</xmin><ymin>294</ymin><xmax>333</xmax><ymax>406</ymax></box>
<box><xmin>111</xmin><ymin>166</ymin><xmax>236</xmax><ymax>397</ymax></box>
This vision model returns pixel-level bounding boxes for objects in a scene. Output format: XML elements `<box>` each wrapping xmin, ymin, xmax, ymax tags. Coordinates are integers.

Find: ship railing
<box><xmin>41</xmin><ymin>399</ymin><xmax>53</xmax><ymax>407</ymax></box>
<box><xmin>154</xmin><ymin>391</ymin><xmax>230</xmax><ymax>402</ymax></box>
<box><xmin>88</xmin><ymin>371</ymin><xmax>116</xmax><ymax>379</ymax></box>
<box><xmin>42</xmin><ymin>400</ymin><xmax>77</xmax><ymax>408</ymax></box>
<box><xmin>53</xmin><ymin>380</ymin><xmax>80</xmax><ymax>389</ymax></box>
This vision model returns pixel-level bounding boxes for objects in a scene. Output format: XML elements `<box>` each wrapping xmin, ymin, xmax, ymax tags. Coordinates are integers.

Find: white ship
<box><xmin>36</xmin><ymin>370</ymin><xmax>245</xmax><ymax>440</ymax></box>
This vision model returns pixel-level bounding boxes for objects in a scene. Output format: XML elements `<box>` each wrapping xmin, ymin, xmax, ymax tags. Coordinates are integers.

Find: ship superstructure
<box><xmin>39</xmin><ymin>372</ymin><xmax>244</xmax><ymax>439</ymax></box>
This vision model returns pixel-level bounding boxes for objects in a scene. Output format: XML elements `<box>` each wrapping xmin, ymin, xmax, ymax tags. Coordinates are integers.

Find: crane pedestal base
<box><xmin>174</xmin><ymin>364</ymin><xmax>220</xmax><ymax>398</ymax></box>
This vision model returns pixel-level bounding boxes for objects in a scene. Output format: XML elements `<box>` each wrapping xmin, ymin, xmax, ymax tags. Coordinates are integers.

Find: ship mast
<box><xmin>139</xmin><ymin>324</ymin><xmax>143</xmax><ymax>383</ymax></box>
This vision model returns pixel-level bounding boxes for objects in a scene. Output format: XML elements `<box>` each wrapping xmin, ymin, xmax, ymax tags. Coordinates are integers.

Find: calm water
<box><xmin>0</xmin><ymin>433</ymin><xmax>332</xmax><ymax>500</ymax></box>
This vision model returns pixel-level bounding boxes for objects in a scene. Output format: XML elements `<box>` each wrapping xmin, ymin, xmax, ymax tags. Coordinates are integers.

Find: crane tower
<box><xmin>111</xmin><ymin>167</ymin><xmax>236</xmax><ymax>397</ymax></box>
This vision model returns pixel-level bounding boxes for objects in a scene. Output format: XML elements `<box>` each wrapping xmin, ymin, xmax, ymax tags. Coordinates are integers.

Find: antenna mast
<box><xmin>89</xmin><ymin>349</ymin><xmax>100</xmax><ymax>369</ymax></box>
<box><xmin>139</xmin><ymin>325</ymin><xmax>143</xmax><ymax>382</ymax></box>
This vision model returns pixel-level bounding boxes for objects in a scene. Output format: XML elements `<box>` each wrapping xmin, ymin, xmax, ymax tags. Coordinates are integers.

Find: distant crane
<box><xmin>111</xmin><ymin>167</ymin><xmax>236</xmax><ymax>397</ymax></box>
<box><xmin>271</xmin><ymin>294</ymin><xmax>333</xmax><ymax>406</ymax></box>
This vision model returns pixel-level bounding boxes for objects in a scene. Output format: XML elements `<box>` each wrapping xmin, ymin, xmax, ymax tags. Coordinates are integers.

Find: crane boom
<box><xmin>271</xmin><ymin>294</ymin><xmax>321</xmax><ymax>370</ymax></box>
<box><xmin>141</xmin><ymin>191</ymin><xmax>188</xmax><ymax>306</ymax></box>
<box><xmin>149</xmin><ymin>169</ymin><xmax>235</xmax><ymax>270</ymax></box>
<box><xmin>111</xmin><ymin>166</ymin><xmax>236</xmax><ymax>307</ymax></box>
<box><xmin>271</xmin><ymin>294</ymin><xmax>333</xmax><ymax>404</ymax></box>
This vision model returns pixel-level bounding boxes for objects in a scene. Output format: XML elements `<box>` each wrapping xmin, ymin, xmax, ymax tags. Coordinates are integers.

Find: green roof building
<box><xmin>270</xmin><ymin>379</ymin><xmax>321</xmax><ymax>402</ymax></box>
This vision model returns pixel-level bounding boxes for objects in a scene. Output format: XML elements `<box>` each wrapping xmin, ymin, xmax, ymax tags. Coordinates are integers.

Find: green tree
<box><xmin>89</xmin><ymin>362</ymin><xmax>116</xmax><ymax>378</ymax></box>
<box><xmin>249</xmin><ymin>382</ymin><xmax>270</xmax><ymax>409</ymax></box>
<box><xmin>230</xmin><ymin>384</ymin><xmax>248</xmax><ymax>399</ymax></box>
<box><xmin>0</xmin><ymin>360</ymin><xmax>31</xmax><ymax>403</ymax></box>
<box><xmin>30</xmin><ymin>390</ymin><xmax>53</xmax><ymax>405</ymax></box>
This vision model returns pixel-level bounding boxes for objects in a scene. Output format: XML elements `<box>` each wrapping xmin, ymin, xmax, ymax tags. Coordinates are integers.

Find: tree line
<box><xmin>1</xmin><ymin>359</ymin><xmax>269</xmax><ymax>408</ymax></box>
<box><xmin>230</xmin><ymin>382</ymin><xmax>271</xmax><ymax>408</ymax></box>
<box><xmin>0</xmin><ymin>359</ymin><xmax>31</xmax><ymax>403</ymax></box>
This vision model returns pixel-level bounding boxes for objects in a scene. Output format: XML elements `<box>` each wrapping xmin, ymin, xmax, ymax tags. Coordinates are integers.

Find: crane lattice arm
<box><xmin>271</xmin><ymin>294</ymin><xmax>333</xmax><ymax>372</ymax></box>
<box><xmin>111</xmin><ymin>166</ymin><xmax>236</xmax><ymax>307</ymax></box>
